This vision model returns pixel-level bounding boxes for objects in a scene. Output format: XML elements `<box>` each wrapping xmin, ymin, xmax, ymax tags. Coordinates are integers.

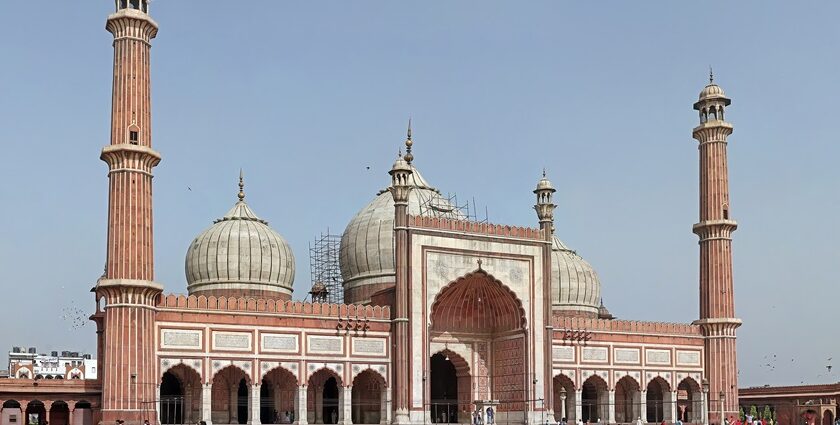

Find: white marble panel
<box><xmin>352</xmin><ymin>337</ymin><xmax>386</xmax><ymax>356</ymax></box>
<box><xmin>676</xmin><ymin>350</ymin><xmax>701</xmax><ymax>366</ymax></box>
<box><xmin>614</xmin><ymin>348</ymin><xmax>640</xmax><ymax>364</ymax></box>
<box><xmin>645</xmin><ymin>349</ymin><xmax>672</xmax><ymax>365</ymax></box>
<box><xmin>553</xmin><ymin>345</ymin><xmax>575</xmax><ymax>362</ymax></box>
<box><xmin>212</xmin><ymin>331</ymin><xmax>252</xmax><ymax>351</ymax></box>
<box><xmin>582</xmin><ymin>346</ymin><xmax>608</xmax><ymax>362</ymax></box>
<box><xmin>261</xmin><ymin>333</ymin><xmax>298</xmax><ymax>353</ymax></box>
<box><xmin>161</xmin><ymin>329</ymin><xmax>202</xmax><ymax>349</ymax></box>
<box><xmin>307</xmin><ymin>335</ymin><xmax>344</xmax><ymax>355</ymax></box>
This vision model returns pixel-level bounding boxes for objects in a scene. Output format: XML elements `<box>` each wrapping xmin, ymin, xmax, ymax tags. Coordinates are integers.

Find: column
<box><xmin>294</xmin><ymin>386</ymin><xmax>308</xmax><ymax>425</ymax></box>
<box><xmin>338</xmin><ymin>386</ymin><xmax>352</xmax><ymax>425</ymax></box>
<box><xmin>202</xmin><ymin>383</ymin><xmax>213</xmax><ymax>425</ymax></box>
<box><xmin>230</xmin><ymin>386</ymin><xmax>239</xmax><ymax>424</ymax></box>
<box><xmin>608</xmin><ymin>390</ymin><xmax>616</xmax><ymax>424</ymax></box>
<box><xmin>640</xmin><ymin>391</ymin><xmax>647</xmax><ymax>423</ymax></box>
<box><xmin>575</xmin><ymin>390</ymin><xmax>583</xmax><ymax>422</ymax></box>
<box><xmin>156</xmin><ymin>384</ymin><xmax>162</xmax><ymax>425</ymax></box>
<box><xmin>69</xmin><ymin>406</ymin><xmax>76</xmax><ymax>425</ymax></box>
<box><xmin>670</xmin><ymin>391</ymin><xmax>678</xmax><ymax>423</ymax></box>
<box><xmin>314</xmin><ymin>387</ymin><xmax>323</xmax><ymax>424</ymax></box>
<box><xmin>380</xmin><ymin>388</ymin><xmax>391</xmax><ymax>425</ymax></box>
<box><xmin>45</xmin><ymin>402</ymin><xmax>53</xmax><ymax>425</ymax></box>
<box><xmin>249</xmin><ymin>384</ymin><xmax>261</xmax><ymax>425</ymax></box>
<box><xmin>185</xmin><ymin>386</ymin><xmax>194</xmax><ymax>424</ymax></box>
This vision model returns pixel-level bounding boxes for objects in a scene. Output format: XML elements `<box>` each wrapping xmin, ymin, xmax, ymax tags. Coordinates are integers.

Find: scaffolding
<box><xmin>308</xmin><ymin>229</ymin><xmax>344</xmax><ymax>304</ymax></box>
<box><xmin>417</xmin><ymin>191</ymin><xmax>489</xmax><ymax>223</ymax></box>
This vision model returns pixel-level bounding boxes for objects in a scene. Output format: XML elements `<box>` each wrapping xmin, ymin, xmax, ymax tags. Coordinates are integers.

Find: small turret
<box><xmin>115</xmin><ymin>0</ymin><xmax>149</xmax><ymax>13</ymax></box>
<box><xmin>533</xmin><ymin>170</ymin><xmax>557</xmax><ymax>228</ymax></box>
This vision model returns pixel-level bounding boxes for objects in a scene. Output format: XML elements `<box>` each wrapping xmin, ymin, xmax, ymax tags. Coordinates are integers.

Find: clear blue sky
<box><xmin>1</xmin><ymin>1</ymin><xmax>838</xmax><ymax>388</ymax></box>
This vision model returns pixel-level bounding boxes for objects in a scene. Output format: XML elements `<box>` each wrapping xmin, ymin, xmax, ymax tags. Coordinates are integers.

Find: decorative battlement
<box><xmin>409</xmin><ymin>215</ymin><xmax>544</xmax><ymax>240</ymax></box>
<box><xmin>156</xmin><ymin>293</ymin><xmax>391</xmax><ymax>320</ymax></box>
<box><xmin>552</xmin><ymin>316</ymin><xmax>703</xmax><ymax>336</ymax></box>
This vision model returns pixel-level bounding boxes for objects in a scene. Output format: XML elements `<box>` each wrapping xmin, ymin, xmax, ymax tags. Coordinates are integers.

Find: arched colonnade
<box><xmin>158</xmin><ymin>362</ymin><xmax>390</xmax><ymax>425</ymax></box>
<box><xmin>552</xmin><ymin>373</ymin><xmax>705</xmax><ymax>424</ymax></box>
<box><xmin>0</xmin><ymin>400</ymin><xmax>94</xmax><ymax>425</ymax></box>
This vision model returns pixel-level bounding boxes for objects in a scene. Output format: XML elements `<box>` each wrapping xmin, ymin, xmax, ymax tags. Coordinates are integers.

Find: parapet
<box><xmin>409</xmin><ymin>215</ymin><xmax>544</xmax><ymax>240</ymax></box>
<box><xmin>553</xmin><ymin>315</ymin><xmax>703</xmax><ymax>336</ymax></box>
<box><xmin>156</xmin><ymin>294</ymin><xmax>391</xmax><ymax>321</ymax></box>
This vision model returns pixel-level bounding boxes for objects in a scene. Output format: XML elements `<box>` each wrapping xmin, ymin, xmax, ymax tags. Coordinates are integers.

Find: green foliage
<box><xmin>763</xmin><ymin>406</ymin><xmax>773</xmax><ymax>420</ymax></box>
<box><xmin>750</xmin><ymin>406</ymin><xmax>759</xmax><ymax>419</ymax></box>
<box><xmin>739</xmin><ymin>407</ymin><xmax>746</xmax><ymax>422</ymax></box>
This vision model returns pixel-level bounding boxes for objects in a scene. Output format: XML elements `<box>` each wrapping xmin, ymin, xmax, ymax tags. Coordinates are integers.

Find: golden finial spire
<box><xmin>404</xmin><ymin>118</ymin><xmax>414</xmax><ymax>164</ymax></box>
<box><xmin>542</xmin><ymin>168</ymin><xmax>546</xmax><ymax>178</ymax></box>
<box><xmin>709</xmin><ymin>66</ymin><xmax>714</xmax><ymax>84</ymax></box>
<box><xmin>238</xmin><ymin>169</ymin><xmax>245</xmax><ymax>201</ymax></box>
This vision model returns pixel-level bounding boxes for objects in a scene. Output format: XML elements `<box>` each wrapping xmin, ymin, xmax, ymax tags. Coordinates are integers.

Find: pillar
<box><xmin>640</xmin><ymin>391</ymin><xmax>648</xmax><ymax>423</ymax></box>
<box><xmin>230</xmin><ymin>385</ymin><xmax>239</xmax><ymax>424</ymax></box>
<box><xmin>670</xmin><ymin>391</ymin><xmax>679</xmax><ymax>423</ymax></box>
<box><xmin>68</xmin><ymin>406</ymin><xmax>75</xmax><ymax>425</ymax></box>
<box><xmin>575</xmin><ymin>390</ymin><xmax>583</xmax><ymax>423</ymax></box>
<box><xmin>294</xmin><ymin>386</ymin><xmax>308</xmax><ymax>425</ymax></box>
<box><xmin>609</xmin><ymin>390</ymin><xmax>616</xmax><ymax>424</ymax></box>
<box><xmin>45</xmin><ymin>402</ymin><xmax>53</xmax><ymax>425</ymax></box>
<box><xmin>202</xmin><ymin>383</ymin><xmax>213</xmax><ymax>425</ymax></box>
<box><xmin>379</xmin><ymin>387</ymin><xmax>391</xmax><ymax>425</ymax></box>
<box><xmin>338</xmin><ymin>386</ymin><xmax>352</xmax><ymax>425</ymax></box>
<box><xmin>249</xmin><ymin>384</ymin><xmax>261</xmax><ymax>425</ymax></box>
<box><xmin>314</xmin><ymin>387</ymin><xmax>323</xmax><ymax>424</ymax></box>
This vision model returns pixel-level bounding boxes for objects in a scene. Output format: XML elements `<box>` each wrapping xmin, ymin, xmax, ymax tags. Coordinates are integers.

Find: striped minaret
<box><xmin>96</xmin><ymin>2</ymin><xmax>162</xmax><ymax>425</ymax></box>
<box><xmin>691</xmin><ymin>72</ymin><xmax>741</xmax><ymax>425</ymax></box>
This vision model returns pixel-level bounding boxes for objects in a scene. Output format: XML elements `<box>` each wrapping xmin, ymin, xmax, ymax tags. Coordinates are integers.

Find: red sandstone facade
<box><xmin>0</xmin><ymin>3</ymin><xmax>746</xmax><ymax>425</ymax></box>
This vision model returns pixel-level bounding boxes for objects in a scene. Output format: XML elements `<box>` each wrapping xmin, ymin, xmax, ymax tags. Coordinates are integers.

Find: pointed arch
<box><xmin>553</xmin><ymin>373</ymin><xmax>576</xmax><ymax>423</ymax></box>
<box><xmin>615</xmin><ymin>375</ymin><xmax>642</xmax><ymax>423</ymax></box>
<box><xmin>581</xmin><ymin>375</ymin><xmax>609</xmax><ymax>423</ymax></box>
<box><xmin>430</xmin><ymin>269</ymin><xmax>526</xmax><ymax>334</ymax></box>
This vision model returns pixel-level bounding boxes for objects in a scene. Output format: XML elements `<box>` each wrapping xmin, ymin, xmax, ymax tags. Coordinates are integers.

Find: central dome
<box><xmin>339</xmin><ymin>164</ymin><xmax>463</xmax><ymax>304</ymax></box>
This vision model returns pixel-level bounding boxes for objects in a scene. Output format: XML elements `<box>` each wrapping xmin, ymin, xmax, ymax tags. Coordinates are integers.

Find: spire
<box><xmin>404</xmin><ymin>118</ymin><xmax>414</xmax><ymax>164</ymax></box>
<box><xmin>238</xmin><ymin>169</ymin><xmax>245</xmax><ymax>202</ymax></box>
<box><xmin>709</xmin><ymin>66</ymin><xmax>714</xmax><ymax>84</ymax></box>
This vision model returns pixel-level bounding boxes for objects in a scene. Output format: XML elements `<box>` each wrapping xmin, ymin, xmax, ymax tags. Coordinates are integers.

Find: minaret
<box><xmin>534</xmin><ymin>171</ymin><xmax>557</xmax><ymax>421</ymax></box>
<box><xmin>691</xmin><ymin>71</ymin><xmax>741</xmax><ymax>424</ymax></box>
<box><xmin>389</xmin><ymin>123</ymin><xmax>414</xmax><ymax>424</ymax></box>
<box><xmin>96</xmin><ymin>1</ymin><xmax>162</xmax><ymax>424</ymax></box>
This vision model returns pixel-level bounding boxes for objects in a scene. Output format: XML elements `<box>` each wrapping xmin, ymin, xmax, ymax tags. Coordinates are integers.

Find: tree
<box><xmin>750</xmin><ymin>406</ymin><xmax>759</xmax><ymax>420</ymax></box>
<box><xmin>740</xmin><ymin>407</ymin><xmax>746</xmax><ymax>422</ymax></box>
<box><xmin>763</xmin><ymin>406</ymin><xmax>773</xmax><ymax>420</ymax></box>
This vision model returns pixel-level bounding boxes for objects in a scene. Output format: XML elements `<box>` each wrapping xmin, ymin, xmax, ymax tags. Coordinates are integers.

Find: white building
<box><xmin>7</xmin><ymin>347</ymin><xmax>96</xmax><ymax>380</ymax></box>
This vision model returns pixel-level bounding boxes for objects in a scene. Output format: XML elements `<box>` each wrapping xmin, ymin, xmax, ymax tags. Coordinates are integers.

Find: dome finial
<box><xmin>404</xmin><ymin>117</ymin><xmax>414</xmax><ymax>164</ymax></box>
<box><xmin>238</xmin><ymin>169</ymin><xmax>245</xmax><ymax>202</ymax></box>
<box><xmin>709</xmin><ymin>66</ymin><xmax>714</xmax><ymax>84</ymax></box>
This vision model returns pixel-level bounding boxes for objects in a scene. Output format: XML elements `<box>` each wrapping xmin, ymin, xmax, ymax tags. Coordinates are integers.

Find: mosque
<box><xmin>0</xmin><ymin>2</ymin><xmax>742</xmax><ymax>425</ymax></box>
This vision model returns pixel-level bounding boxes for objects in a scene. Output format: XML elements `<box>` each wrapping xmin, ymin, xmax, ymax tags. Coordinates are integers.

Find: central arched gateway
<box><xmin>429</xmin><ymin>270</ymin><xmax>527</xmax><ymax>423</ymax></box>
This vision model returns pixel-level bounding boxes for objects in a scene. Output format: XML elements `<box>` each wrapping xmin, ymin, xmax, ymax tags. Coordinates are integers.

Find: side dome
<box><xmin>185</xmin><ymin>196</ymin><xmax>295</xmax><ymax>300</ymax></box>
<box><xmin>340</xmin><ymin>165</ymin><xmax>463</xmax><ymax>304</ymax></box>
<box><xmin>551</xmin><ymin>235</ymin><xmax>601</xmax><ymax>316</ymax></box>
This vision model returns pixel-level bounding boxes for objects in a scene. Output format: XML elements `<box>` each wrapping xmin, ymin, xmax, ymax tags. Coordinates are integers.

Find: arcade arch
<box><xmin>581</xmin><ymin>375</ymin><xmax>608</xmax><ymax>423</ymax></box>
<box><xmin>553</xmin><ymin>374</ymin><xmax>576</xmax><ymax>423</ymax></box>
<box><xmin>351</xmin><ymin>369</ymin><xmax>386</xmax><ymax>424</ymax></box>
<box><xmin>615</xmin><ymin>375</ymin><xmax>642</xmax><ymax>423</ymax></box>
<box><xmin>160</xmin><ymin>364</ymin><xmax>202</xmax><ymax>425</ymax></box>
<box><xmin>677</xmin><ymin>377</ymin><xmax>702</xmax><ymax>423</ymax></box>
<box><xmin>646</xmin><ymin>377</ymin><xmax>672</xmax><ymax>423</ymax></box>
<box><xmin>308</xmin><ymin>368</ymin><xmax>343</xmax><ymax>424</ymax></box>
<box><xmin>429</xmin><ymin>350</ymin><xmax>470</xmax><ymax>424</ymax></box>
<box><xmin>211</xmin><ymin>365</ymin><xmax>250</xmax><ymax>425</ymax></box>
<box><xmin>260</xmin><ymin>366</ymin><xmax>298</xmax><ymax>424</ymax></box>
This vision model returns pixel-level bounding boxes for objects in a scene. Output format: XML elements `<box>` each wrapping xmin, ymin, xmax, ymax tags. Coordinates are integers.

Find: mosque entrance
<box><xmin>430</xmin><ymin>352</ymin><xmax>460</xmax><ymax>423</ymax></box>
<box><xmin>429</xmin><ymin>270</ymin><xmax>527</xmax><ymax>421</ymax></box>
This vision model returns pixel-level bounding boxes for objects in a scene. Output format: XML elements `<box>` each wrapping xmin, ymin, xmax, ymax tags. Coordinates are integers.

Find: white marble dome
<box><xmin>551</xmin><ymin>235</ymin><xmax>601</xmax><ymax>316</ymax></box>
<box><xmin>185</xmin><ymin>198</ymin><xmax>295</xmax><ymax>299</ymax></box>
<box><xmin>339</xmin><ymin>165</ymin><xmax>463</xmax><ymax>304</ymax></box>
